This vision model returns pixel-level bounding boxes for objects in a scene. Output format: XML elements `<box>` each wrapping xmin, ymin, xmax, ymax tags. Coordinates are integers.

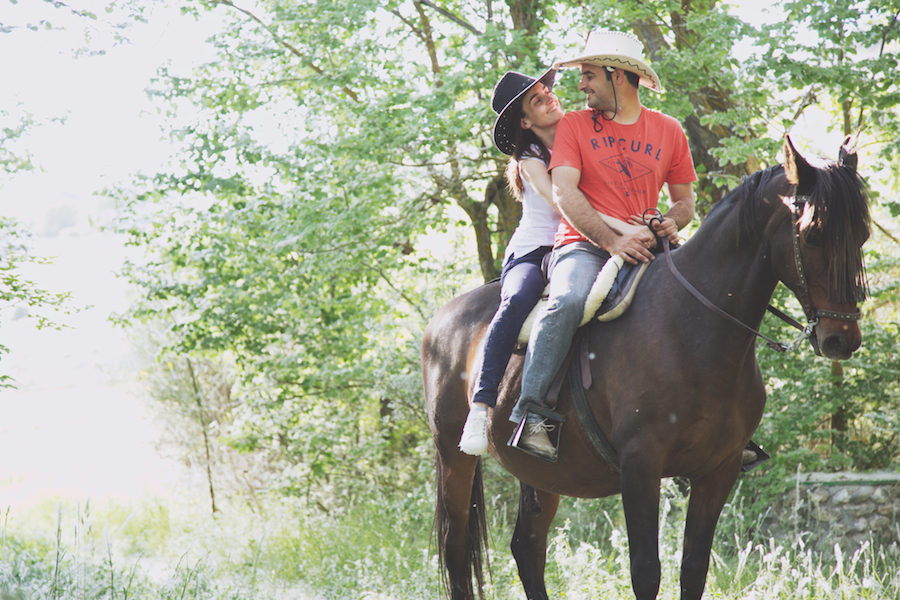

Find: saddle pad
<box><xmin>517</xmin><ymin>256</ymin><xmax>648</xmax><ymax>346</ymax></box>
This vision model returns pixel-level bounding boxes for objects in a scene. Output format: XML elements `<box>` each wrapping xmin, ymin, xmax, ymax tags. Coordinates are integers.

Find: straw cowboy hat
<box><xmin>555</xmin><ymin>29</ymin><xmax>662</xmax><ymax>93</ymax></box>
<box><xmin>491</xmin><ymin>67</ymin><xmax>557</xmax><ymax>156</ymax></box>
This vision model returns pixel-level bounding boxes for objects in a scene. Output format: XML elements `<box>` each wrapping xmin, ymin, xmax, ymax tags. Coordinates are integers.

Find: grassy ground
<box><xmin>2</xmin><ymin>479</ymin><xmax>898</xmax><ymax>599</ymax></box>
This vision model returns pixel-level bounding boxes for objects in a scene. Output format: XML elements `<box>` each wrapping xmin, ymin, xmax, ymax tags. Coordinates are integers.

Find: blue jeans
<box><xmin>510</xmin><ymin>242</ymin><xmax>611</xmax><ymax>423</ymax></box>
<box><xmin>470</xmin><ymin>246</ymin><xmax>551</xmax><ymax>408</ymax></box>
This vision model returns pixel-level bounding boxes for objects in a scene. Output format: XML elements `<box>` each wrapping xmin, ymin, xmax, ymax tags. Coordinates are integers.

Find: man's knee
<box><xmin>543</xmin><ymin>291</ymin><xmax>584</xmax><ymax>318</ymax></box>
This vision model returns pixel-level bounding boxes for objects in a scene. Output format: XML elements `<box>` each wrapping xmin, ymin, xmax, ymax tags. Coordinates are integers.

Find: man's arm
<box><xmin>553</xmin><ymin>165</ymin><xmax>655</xmax><ymax>264</ymax></box>
<box><xmin>524</xmin><ymin>160</ymin><xmax>643</xmax><ymax>236</ymax></box>
<box><xmin>627</xmin><ymin>182</ymin><xmax>695</xmax><ymax>244</ymax></box>
<box><xmin>650</xmin><ymin>182</ymin><xmax>695</xmax><ymax>243</ymax></box>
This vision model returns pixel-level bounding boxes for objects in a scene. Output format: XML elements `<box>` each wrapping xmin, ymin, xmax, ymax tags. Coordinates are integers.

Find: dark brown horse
<box><xmin>421</xmin><ymin>138</ymin><xmax>870</xmax><ymax>600</ymax></box>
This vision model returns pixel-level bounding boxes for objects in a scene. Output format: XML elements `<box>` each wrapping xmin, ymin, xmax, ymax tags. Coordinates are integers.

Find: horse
<box><xmin>421</xmin><ymin>137</ymin><xmax>870</xmax><ymax>600</ymax></box>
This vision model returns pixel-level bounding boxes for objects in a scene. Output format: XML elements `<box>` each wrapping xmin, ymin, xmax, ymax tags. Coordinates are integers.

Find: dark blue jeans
<box><xmin>470</xmin><ymin>246</ymin><xmax>551</xmax><ymax>408</ymax></box>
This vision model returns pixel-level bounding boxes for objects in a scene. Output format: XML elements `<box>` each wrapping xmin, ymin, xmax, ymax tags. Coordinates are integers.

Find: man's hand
<box><xmin>628</xmin><ymin>215</ymin><xmax>680</xmax><ymax>245</ymax></box>
<box><xmin>608</xmin><ymin>228</ymin><xmax>656</xmax><ymax>264</ymax></box>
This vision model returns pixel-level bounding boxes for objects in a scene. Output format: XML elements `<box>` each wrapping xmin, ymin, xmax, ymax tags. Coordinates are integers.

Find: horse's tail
<box><xmin>434</xmin><ymin>453</ymin><xmax>489</xmax><ymax>600</ymax></box>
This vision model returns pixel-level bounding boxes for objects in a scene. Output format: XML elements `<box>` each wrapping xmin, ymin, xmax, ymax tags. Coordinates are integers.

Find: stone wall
<box><xmin>760</xmin><ymin>471</ymin><xmax>900</xmax><ymax>553</ymax></box>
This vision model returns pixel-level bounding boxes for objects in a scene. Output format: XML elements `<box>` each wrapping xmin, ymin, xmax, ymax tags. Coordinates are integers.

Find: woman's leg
<box><xmin>459</xmin><ymin>248</ymin><xmax>549</xmax><ymax>455</ymax></box>
<box><xmin>471</xmin><ymin>258</ymin><xmax>546</xmax><ymax>407</ymax></box>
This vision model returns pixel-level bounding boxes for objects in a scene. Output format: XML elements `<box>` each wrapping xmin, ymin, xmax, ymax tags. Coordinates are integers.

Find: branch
<box><xmin>879</xmin><ymin>9</ymin><xmax>900</xmax><ymax>58</ymax></box>
<box><xmin>389</xmin><ymin>8</ymin><xmax>426</xmax><ymax>44</ymax></box>
<box><xmin>185</xmin><ymin>357</ymin><xmax>219</xmax><ymax>515</ymax></box>
<box><xmin>214</xmin><ymin>0</ymin><xmax>359</xmax><ymax>103</ymax></box>
<box><xmin>873</xmin><ymin>218</ymin><xmax>900</xmax><ymax>246</ymax></box>
<box><xmin>791</xmin><ymin>86</ymin><xmax>820</xmax><ymax>122</ymax></box>
<box><xmin>417</xmin><ymin>0</ymin><xmax>482</xmax><ymax>36</ymax></box>
<box><xmin>363</xmin><ymin>261</ymin><xmax>431</xmax><ymax>323</ymax></box>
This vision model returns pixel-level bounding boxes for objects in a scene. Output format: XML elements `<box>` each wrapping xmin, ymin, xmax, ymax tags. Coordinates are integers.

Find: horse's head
<box><xmin>774</xmin><ymin>136</ymin><xmax>871</xmax><ymax>359</ymax></box>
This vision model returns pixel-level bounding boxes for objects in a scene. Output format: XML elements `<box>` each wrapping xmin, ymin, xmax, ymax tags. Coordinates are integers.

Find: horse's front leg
<box><xmin>620</xmin><ymin>451</ymin><xmax>663</xmax><ymax>600</ymax></box>
<box><xmin>680</xmin><ymin>452</ymin><xmax>741</xmax><ymax>600</ymax></box>
<box><xmin>510</xmin><ymin>483</ymin><xmax>560</xmax><ymax>600</ymax></box>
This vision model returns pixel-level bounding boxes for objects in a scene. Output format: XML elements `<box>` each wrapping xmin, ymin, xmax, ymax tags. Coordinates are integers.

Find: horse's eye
<box><xmin>804</xmin><ymin>231</ymin><xmax>821</xmax><ymax>247</ymax></box>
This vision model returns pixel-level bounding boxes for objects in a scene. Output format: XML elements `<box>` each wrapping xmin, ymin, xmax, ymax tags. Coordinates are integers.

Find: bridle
<box><xmin>784</xmin><ymin>195</ymin><xmax>862</xmax><ymax>325</ymax></box>
<box><xmin>649</xmin><ymin>199</ymin><xmax>861</xmax><ymax>353</ymax></box>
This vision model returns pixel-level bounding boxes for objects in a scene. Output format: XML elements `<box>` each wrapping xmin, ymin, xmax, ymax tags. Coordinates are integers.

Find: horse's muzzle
<box><xmin>810</xmin><ymin>325</ymin><xmax>862</xmax><ymax>360</ymax></box>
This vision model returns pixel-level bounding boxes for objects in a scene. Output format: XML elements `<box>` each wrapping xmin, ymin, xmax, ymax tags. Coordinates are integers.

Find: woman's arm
<box><xmin>520</xmin><ymin>159</ymin><xmax>557</xmax><ymax>212</ymax></box>
<box><xmin>520</xmin><ymin>159</ymin><xmax>642</xmax><ymax>236</ymax></box>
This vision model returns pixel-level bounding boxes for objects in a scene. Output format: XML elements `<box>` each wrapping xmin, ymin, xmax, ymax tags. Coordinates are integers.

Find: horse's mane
<box><xmin>715</xmin><ymin>159</ymin><xmax>871</xmax><ymax>303</ymax></box>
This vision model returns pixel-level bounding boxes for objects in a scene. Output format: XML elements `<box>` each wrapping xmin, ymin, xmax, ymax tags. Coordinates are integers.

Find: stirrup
<box><xmin>507</xmin><ymin>402</ymin><xmax>565</xmax><ymax>462</ymax></box>
<box><xmin>740</xmin><ymin>440</ymin><xmax>771</xmax><ymax>472</ymax></box>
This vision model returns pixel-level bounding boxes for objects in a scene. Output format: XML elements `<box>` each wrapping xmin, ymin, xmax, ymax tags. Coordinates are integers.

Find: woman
<box><xmin>457</xmin><ymin>68</ymin><xmax>564</xmax><ymax>455</ymax></box>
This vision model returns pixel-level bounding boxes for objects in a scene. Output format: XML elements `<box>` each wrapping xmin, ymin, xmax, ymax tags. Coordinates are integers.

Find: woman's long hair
<box><xmin>504</xmin><ymin>99</ymin><xmax>551</xmax><ymax>200</ymax></box>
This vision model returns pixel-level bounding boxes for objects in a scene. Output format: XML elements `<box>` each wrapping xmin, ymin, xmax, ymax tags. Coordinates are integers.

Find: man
<box><xmin>509</xmin><ymin>29</ymin><xmax>697</xmax><ymax>459</ymax></box>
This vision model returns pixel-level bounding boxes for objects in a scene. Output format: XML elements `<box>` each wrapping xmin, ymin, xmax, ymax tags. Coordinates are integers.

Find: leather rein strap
<box><xmin>661</xmin><ymin>236</ymin><xmax>799</xmax><ymax>352</ymax></box>
<box><xmin>653</xmin><ymin>200</ymin><xmax>860</xmax><ymax>354</ymax></box>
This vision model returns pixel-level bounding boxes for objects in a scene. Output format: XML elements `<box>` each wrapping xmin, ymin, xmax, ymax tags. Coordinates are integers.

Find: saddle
<box><xmin>516</xmin><ymin>255</ymin><xmax>648</xmax><ymax>346</ymax></box>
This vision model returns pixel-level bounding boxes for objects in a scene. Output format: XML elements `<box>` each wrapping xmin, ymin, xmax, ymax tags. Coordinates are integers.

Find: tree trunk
<box><xmin>186</xmin><ymin>358</ymin><xmax>219</xmax><ymax>515</ymax></box>
<box><xmin>633</xmin><ymin>18</ymin><xmax>759</xmax><ymax>216</ymax></box>
<box><xmin>458</xmin><ymin>191</ymin><xmax>499</xmax><ymax>281</ymax></box>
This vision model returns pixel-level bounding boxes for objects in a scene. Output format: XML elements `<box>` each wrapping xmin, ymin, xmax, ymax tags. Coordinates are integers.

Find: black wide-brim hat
<box><xmin>491</xmin><ymin>67</ymin><xmax>557</xmax><ymax>156</ymax></box>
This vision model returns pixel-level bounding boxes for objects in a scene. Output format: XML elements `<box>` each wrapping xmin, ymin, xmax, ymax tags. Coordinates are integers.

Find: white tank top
<box><xmin>503</xmin><ymin>148</ymin><xmax>561</xmax><ymax>263</ymax></box>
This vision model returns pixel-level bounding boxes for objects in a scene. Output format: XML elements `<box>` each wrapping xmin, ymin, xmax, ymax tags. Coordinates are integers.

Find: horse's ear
<box><xmin>783</xmin><ymin>135</ymin><xmax>815</xmax><ymax>190</ymax></box>
<box><xmin>839</xmin><ymin>135</ymin><xmax>858</xmax><ymax>172</ymax></box>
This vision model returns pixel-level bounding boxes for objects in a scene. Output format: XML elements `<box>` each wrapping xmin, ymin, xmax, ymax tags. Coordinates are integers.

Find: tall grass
<box><xmin>0</xmin><ymin>497</ymin><xmax>308</xmax><ymax>599</ymax></box>
<box><xmin>2</xmin><ymin>478</ymin><xmax>898</xmax><ymax>599</ymax></box>
<box><xmin>543</xmin><ymin>480</ymin><xmax>900</xmax><ymax>600</ymax></box>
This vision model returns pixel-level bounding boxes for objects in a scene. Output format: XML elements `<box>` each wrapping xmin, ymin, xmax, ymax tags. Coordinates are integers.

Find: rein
<box><xmin>661</xmin><ymin>236</ymin><xmax>805</xmax><ymax>352</ymax></box>
<box><xmin>646</xmin><ymin>202</ymin><xmax>860</xmax><ymax>354</ymax></box>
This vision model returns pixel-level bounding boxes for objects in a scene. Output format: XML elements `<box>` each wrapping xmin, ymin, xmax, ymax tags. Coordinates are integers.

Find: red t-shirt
<box><xmin>549</xmin><ymin>108</ymin><xmax>697</xmax><ymax>247</ymax></box>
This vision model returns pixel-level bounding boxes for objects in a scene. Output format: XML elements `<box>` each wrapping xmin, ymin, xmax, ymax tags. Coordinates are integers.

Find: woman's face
<box><xmin>520</xmin><ymin>84</ymin><xmax>564</xmax><ymax>131</ymax></box>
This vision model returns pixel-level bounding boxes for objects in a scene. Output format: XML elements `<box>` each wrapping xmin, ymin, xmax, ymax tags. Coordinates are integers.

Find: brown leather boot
<box><xmin>521</xmin><ymin>419</ymin><xmax>556</xmax><ymax>460</ymax></box>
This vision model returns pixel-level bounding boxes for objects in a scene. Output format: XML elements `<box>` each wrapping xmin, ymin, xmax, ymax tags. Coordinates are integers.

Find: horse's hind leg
<box><xmin>511</xmin><ymin>483</ymin><xmax>560</xmax><ymax>600</ymax></box>
<box><xmin>679</xmin><ymin>455</ymin><xmax>741</xmax><ymax>600</ymax></box>
<box><xmin>435</xmin><ymin>444</ymin><xmax>486</xmax><ymax>600</ymax></box>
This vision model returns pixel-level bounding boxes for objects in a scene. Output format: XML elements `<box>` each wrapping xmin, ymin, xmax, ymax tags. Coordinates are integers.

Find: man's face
<box><xmin>577</xmin><ymin>64</ymin><xmax>614</xmax><ymax>111</ymax></box>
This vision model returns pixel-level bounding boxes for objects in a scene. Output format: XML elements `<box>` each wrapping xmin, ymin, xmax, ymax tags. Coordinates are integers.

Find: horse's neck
<box><xmin>675</xmin><ymin>198</ymin><xmax>782</xmax><ymax>322</ymax></box>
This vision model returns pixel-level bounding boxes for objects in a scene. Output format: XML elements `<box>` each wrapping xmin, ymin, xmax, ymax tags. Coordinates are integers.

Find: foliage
<box><xmin>756</xmin><ymin>0</ymin><xmax>900</xmax><ymax>214</ymax></box>
<box><xmin>102</xmin><ymin>0</ymin><xmax>900</xmax><ymax>528</ymax></box>
<box><xmin>129</xmin><ymin>329</ymin><xmax>263</xmax><ymax>515</ymax></box>
<box><xmin>0</xmin><ymin>497</ymin><xmax>301</xmax><ymax>599</ymax></box>
<box><xmin>731</xmin><ymin>283</ymin><xmax>900</xmax><ymax>528</ymax></box>
<box><xmin>0</xmin><ymin>0</ymin><xmax>153</xmax><ymax>54</ymax></box>
<box><xmin>0</xmin><ymin>107</ymin><xmax>39</xmax><ymax>180</ymax></box>
<box><xmin>0</xmin><ymin>0</ymin><xmax>149</xmax><ymax>386</ymax></box>
<box><xmin>0</xmin><ymin>218</ymin><xmax>75</xmax><ymax>387</ymax></box>
<box><xmin>112</xmin><ymin>182</ymin><xmax>479</xmax><ymax>504</ymax></box>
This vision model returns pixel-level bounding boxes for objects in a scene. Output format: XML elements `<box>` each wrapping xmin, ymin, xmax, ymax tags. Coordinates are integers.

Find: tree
<box><xmin>0</xmin><ymin>63</ymin><xmax>65</xmax><ymax>388</ymax></box>
<box><xmin>0</xmin><ymin>218</ymin><xmax>75</xmax><ymax>387</ymax></box>
<box><xmin>112</xmin><ymin>0</ymin><xmax>900</xmax><ymax>509</ymax></box>
<box><xmin>757</xmin><ymin>0</ymin><xmax>900</xmax><ymax>201</ymax></box>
